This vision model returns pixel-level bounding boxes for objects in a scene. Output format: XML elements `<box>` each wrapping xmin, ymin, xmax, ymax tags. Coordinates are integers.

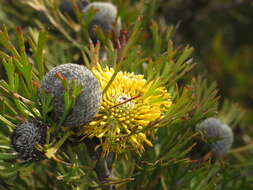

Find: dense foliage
<box><xmin>0</xmin><ymin>0</ymin><xmax>252</xmax><ymax>190</ymax></box>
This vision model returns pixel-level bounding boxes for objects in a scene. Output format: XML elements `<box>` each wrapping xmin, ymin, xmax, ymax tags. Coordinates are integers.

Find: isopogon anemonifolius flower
<box><xmin>196</xmin><ymin>117</ymin><xmax>234</xmax><ymax>156</ymax></box>
<box><xmin>79</xmin><ymin>64</ymin><xmax>172</xmax><ymax>155</ymax></box>
<box><xmin>40</xmin><ymin>64</ymin><xmax>102</xmax><ymax>127</ymax></box>
<box><xmin>11</xmin><ymin>119</ymin><xmax>47</xmax><ymax>162</ymax></box>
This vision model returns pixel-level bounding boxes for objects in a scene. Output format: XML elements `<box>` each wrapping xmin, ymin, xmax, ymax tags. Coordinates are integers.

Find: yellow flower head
<box><xmin>80</xmin><ymin>64</ymin><xmax>172</xmax><ymax>155</ymax></box>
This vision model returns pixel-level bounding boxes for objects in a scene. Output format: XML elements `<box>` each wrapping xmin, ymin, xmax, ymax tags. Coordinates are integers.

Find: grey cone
<box><xmin>40</xmin><ymin>64</ymin><xmax>102</xmax><ymax>127</ymax></box>
<box><xmin>196</xmin><ymin>117</ymin><xmax>234</xmax><ymax>156</ymax></box>
<box><xmin>11</xmin><ymin>119</ymin><xmax>47</xmax><ymax>162</ymax></box>
<box><xmin>82</xmin><ymin>2</ymin><xmax>121</xmax><ymax>43</ymax></box>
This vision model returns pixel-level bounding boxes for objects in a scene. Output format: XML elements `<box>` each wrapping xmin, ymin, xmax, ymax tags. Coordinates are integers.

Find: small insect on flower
<box><xmin>40</xmin><ymin>64</ymin><xmax>102</xmax><ymax>127</ymax></box>
<box><xmin>11</xmin><ymin>119</ymin><xmax>47</xmax><ymax>162</ymax></box>
<box><xmin>79</xmin><ymin>64</ymin><xmax>172</xmax><ymax>155</ymax></box>
<box><xmin>196</xmin><ymin>117</ymin><xmax>234</xmax><ymax>156</ymax></box>
<box><xmin>82</xmin><ymin>2</ymin><xmax>121</xmax><ymax>44</ymax></box>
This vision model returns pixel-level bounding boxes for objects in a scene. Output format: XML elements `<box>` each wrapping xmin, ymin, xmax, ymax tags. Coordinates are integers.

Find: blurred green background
<box><xmin>156</xmin><ymin>0</ymin><xmax>253</xmax><ymax>126</ymax></box>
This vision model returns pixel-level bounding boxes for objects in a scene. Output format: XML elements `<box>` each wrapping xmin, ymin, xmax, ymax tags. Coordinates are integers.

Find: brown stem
<box><xmin>95</xmin><ymin>154</ymin><xmax>115</xmax><ymax>190</ymax></box>
<box><xmin>85</xmin><ymin>138</ymin><xmax>115</xmax><ymax>190</ymax></box>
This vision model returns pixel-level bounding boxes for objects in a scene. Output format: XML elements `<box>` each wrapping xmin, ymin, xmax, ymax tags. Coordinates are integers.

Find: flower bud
<box><xmin>11</xmin><ymin>119</ymin><xmax>47</xmax><ymax>162</ymax></box>
<box><xmin>196</xmin><ymin>117</ymin><xmax>234</xmax><ymax>156</ymax></box>
<box><xmin>82</xmin><ymin>2</ymin><xmax>121</xmax><ymax>43</ymax></box>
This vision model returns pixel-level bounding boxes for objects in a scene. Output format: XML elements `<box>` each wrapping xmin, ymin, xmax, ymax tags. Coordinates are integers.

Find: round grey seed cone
<box><xmin>40</xmin><ymin>64</ymin><xmax>102</xmax><ymax>127</ymax></box>
<box><xmin>11</xmin><ymin>119</ymin><xmax>47</xmax><ymax>162</ymax></box>
<box><xmin>82</xmin><ymin>2</ymin><xmax>121</xmax><ymax>44</ymax></box>
<box><xmin>196</xmin><ymin>117</ymin><xmax>234</xmax><ymax>156</ymax></box>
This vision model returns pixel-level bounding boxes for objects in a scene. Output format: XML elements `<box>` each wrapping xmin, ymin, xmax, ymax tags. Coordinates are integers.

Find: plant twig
<box><xmin>85</xmin><ymin>138</ymin><xmax>115</xmax><ymax>190</ymax></box>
